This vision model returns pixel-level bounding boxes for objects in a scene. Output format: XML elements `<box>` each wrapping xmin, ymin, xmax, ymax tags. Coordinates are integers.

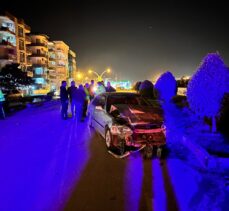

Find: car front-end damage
<box><xmin>109</xmin><ymin>104</ymin><xmax>166</xmax><ymax>157</ymax></box>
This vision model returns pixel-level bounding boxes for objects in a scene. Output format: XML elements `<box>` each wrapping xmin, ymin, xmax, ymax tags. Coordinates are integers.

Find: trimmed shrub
<box><xmin>154</xmin><ymin>71</ymin><xmax>177</xmax><ymax>102</ymax></box>
<box><xmin>187</xmin><ymin>53</ymin><xmax>229</xmax><ymax>132</ymax></box>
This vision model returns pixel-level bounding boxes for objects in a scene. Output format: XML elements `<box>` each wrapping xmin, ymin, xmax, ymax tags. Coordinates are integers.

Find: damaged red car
<box><xmin>88</xmin><ymin>92</ymin><xmax>166</xmax><ymax>157</ymax></box>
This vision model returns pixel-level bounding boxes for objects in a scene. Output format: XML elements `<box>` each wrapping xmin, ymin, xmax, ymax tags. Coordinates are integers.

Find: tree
<box><xmin>0</xmin><ymin>63</ymin><xmax>33</xmax><ymax>91</ymax></box>
<box><xmin>187</xmin><ymin>53</ymin><xmax>229</xmax><ymax>132</ymax></box>
<box><xmin>139</xmin><ymin>80</ymin><xmax>155</xmax><ymax>99</ymax></box>
<box><xmin>154</xmin><ymin>71</ymin><xmax>177</xmax><ymax>102</ymax></box>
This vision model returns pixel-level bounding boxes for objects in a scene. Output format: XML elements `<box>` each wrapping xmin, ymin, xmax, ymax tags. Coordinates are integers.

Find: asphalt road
<box><xmin>0</xmin><ymin>101</ymin><xmax>180</xmax><ymax>211</ymax></box>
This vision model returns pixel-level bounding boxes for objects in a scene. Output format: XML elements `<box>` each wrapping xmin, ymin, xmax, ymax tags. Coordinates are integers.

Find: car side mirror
<box><xmin>95</xmin><ymin>105</ymin><xmax>103</xmax><ymax>111</ymax></box>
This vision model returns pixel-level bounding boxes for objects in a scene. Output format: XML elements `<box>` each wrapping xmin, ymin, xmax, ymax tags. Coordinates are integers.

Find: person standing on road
<box><xmin>89</xmin><ymin>80</ymin><xmax>95</xmax><ymax>101</ymax></box>
<box><xmin>60</xmin><ymin>81</ymin><xmax>69</xmax><ymax>120</ymax></box>
<box><xmin>75</xmin><ymin>84</ymin><xmax>86</xmax><ymax>121</ymax></box>
<box><xmin>83</xmin><ymin>83</ymin><xmax>90</xmax><ymax>118</ymax></box>
<box><xmin>68</xmin><ymin>81</ymin><xmax>78</xmax><ymax>118</ymax></box>
<box><xmin>0</xmin><ymin>89</ymin><xmax>5</xmax><ymax>119</ymax></box>
<box><xmin>106</xmin><ymin>81</ymin><xmax>116</xmax><ymax>92</ymax></box>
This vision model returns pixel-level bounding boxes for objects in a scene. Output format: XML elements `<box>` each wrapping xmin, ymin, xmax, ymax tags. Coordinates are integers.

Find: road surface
<box><xmin>0</xmin><ymin>101</ymin><xmax>219</xmax><ymax>211</ymax></box>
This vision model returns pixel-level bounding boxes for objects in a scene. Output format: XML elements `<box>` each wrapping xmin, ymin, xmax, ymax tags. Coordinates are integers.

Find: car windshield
<box><xmin>107</xmin><ymin>95</ymin><xmax>150</xmax><ymax>112</ymax></box>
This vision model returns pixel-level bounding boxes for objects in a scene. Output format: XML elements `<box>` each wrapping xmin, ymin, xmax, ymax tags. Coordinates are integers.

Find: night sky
<box><xmin>1</xmin><ymin>0</ymin><xmax>229</xmax><ymax>82</ymax></box>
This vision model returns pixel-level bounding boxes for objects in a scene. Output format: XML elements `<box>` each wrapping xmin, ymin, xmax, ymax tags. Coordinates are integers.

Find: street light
<box><xmin>88</xmin><ymin>68</ymin><xmax>111</xmax><ymax>81</ymax></box>
<box><xmin>77</xmin><ymin>72</ymin><xmax>82</xmax><ymax>80</ymax></box>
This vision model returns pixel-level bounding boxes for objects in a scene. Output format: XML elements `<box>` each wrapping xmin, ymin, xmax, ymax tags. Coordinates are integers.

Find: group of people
<box><xmin>60</xmin><ymin>80</ymin><xmax>116</xmax><ymax>121</ymax></box>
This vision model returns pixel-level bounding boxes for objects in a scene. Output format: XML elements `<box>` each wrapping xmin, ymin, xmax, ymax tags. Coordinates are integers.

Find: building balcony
<box><xmin>26</xmin><ymin>47</ymin><xmax>32</xmax><ymax>55</ymax></box>
<box><xmin>0</xmin><ymin>54</ymin><xmax>17</xmax><ymax>60</ymax></box>
<box><xmin>24</xmin><ymin>24</ymin><xmax>31</xmax><ymax>33</ymax></box>
<box><xmin>28</xmin><ymin>42</ymin><xmax>47</xmax><ymax>47</ymax></box>
<box><xmin>32</xmin><ymin>63</ymin><xmax>48</xmax><ymax>67</ymax></box>
<box><xmin>0</xmin><ymin>26</ymin><xmax>15</xmax><ymax>35</ymax></box>
<box><xmin>48</xmin><ymin>75</ymin><xmax>57</xmax><ymax>79</ymax></box>
<box><xmin>48</xmin><ymin>64</ymin><xmax>56</xmax><ymax>69</ymax></box>
<box><xmin>33</xmin><ymin>73</ymin><xmax>47</xmax><ymax>78</ymax></box>
<box><xmin>29</xmin><ymin>53</ymin><xmax>48</xmax><ymax>58</ymax></box>
<box><xmin>48</xmin><ymin>47</ymin><xmax>55</xmax><ymax>52</ymax></box>
<box><xmin>49</xmin><ymin>57</ymin><xmax>56</xmax><ymax>61</ymax></box>
<box><xmin>25</xmin><ymin>36</ymin><xmax>31</xmax><ymax>44</ymax></box>
<box><xmin>57</xmin><ymin>73</ymin><xmax>67</xmax><ymax>77</ymax></box>
<box><xmin>0</xmin><ymin>40</ymin><xmax>15</xmax><ymax>48</ymax></box>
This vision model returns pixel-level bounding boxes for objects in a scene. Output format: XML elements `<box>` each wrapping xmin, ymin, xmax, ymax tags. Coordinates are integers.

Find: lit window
<box><xmin>35</xmin><ymin>67</ymin><xmax>43</xmax><ymax>75</ymax></box>
<box><xmin>35</xmin><ymin>78</ymin><xmax>45</xmax><ymax>84</ymax></box>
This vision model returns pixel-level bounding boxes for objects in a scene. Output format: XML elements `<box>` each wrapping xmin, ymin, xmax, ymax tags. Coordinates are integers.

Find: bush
<box><xmin>187</xmin><ymin>53</ymin><xmax>229</xmax><ymax>132</ymax></box>
<box><xmin>154</xmin><ymin>71</ymin><xmax>177</xmax><ymax>102</ymax></box>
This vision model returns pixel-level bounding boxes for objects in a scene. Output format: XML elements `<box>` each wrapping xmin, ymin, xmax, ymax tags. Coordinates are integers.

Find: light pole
<box><xmin>88</xmin><ymin>68</ymin><xmax>111</xmax><ymax>81</ymax></box>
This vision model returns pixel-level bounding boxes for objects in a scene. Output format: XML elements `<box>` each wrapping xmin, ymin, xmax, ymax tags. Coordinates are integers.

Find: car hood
<box><xmin>110</xmin><ymin>104</ymin><xmax>164</xmax><ymax>126</ymax></box>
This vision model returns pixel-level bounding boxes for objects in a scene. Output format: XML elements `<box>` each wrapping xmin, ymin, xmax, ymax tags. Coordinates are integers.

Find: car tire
<box><xmin>118</xmin><ymin>139</ymin><xmax>125</xmax><ymax>156</ymax></box>
<box><xmin>105</xmin><ymin>129</ymin><xmax>112</xmax><ymax>149</ymax></box>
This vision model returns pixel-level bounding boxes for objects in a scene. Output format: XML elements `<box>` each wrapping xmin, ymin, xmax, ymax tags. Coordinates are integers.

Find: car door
<box><xmin>92</xmin><ymin>95</ymin><xmax>107</xmax><ymax>135</ymax></box>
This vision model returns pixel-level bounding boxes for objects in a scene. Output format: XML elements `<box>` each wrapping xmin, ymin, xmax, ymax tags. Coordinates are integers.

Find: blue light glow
<box><xmin>0</xmin><ymin>104</ymin><xmax>91</xmax><ymax>211</ymax></box>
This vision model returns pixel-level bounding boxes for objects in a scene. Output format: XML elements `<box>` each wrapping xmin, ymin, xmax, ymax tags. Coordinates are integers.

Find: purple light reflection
<box><xmin>124</xmin><ymin>154</ymin><xmax>143</xmax><ymax>211</ymax></box>
<box><xmin>152</xmin><ymin>159</ymin><xmax>166</xmax><ymax>211</ymax></box>
<box><xmin>0</xmin><ymin>104</ymin><xmax>92</xmax><ymax>211</ymax></box>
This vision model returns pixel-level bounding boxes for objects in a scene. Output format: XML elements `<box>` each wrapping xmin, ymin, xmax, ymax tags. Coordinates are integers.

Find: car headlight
<box><xmin>111</xmin><ymin>125</ymin><xmax>133</xmax><ymax>135</ymax></box>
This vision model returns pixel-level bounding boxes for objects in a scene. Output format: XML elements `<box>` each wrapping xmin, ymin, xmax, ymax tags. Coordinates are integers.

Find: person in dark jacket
<box><xmin>89</xmin><ymin>80</ymin><xmax>95</xmax><ymax>101</ymax></box>
<box><xmin>83</xmin><ymin>83</ymin><xmax>90</xmax><ymax>117</ymax></box>
<box><xmin>68</xmin><ymin>81</ymin><xmax>78</xmax><ymax>118</ymax></box>
<box><xmin>106</xmin><ymin>81</ymin><xmax>116</xmax><ymax>92</ymax></box>
<box><xmin>60</xmin><ymin>81</ymin><xmax>69</xmax><ymax>119</ymax></box>
<box><xmin>75</xmin><ymin>84</ymin><xmax>86</xmax><ymax>121</ymax></box>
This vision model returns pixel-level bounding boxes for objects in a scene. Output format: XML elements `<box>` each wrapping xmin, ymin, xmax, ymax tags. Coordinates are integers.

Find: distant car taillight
<box><xmin>161</xmin><ymin>124</ymin><xmax>166</xmax><ymax>135</ymax></box>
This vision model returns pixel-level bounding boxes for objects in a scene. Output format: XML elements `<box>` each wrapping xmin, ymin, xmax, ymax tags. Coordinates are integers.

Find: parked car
<box><xmin>88</xmin><ymin>92</ymin><xmax>166</xmax><ymax>157</ymax></box>
<box><xmin>5</xmin><ymin>89</ymin><xmax>23</xmax><ymax>100</ymax></box>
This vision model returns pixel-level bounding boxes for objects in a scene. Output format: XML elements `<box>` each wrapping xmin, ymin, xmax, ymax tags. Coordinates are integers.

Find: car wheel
<box><xmin>118</xmin><ymin>139</ymin><xmax>125</xmax><ymax>156</ymax></box>
<box><xmin>105</xmin><ymin>129</ymin><xmax>112</xmax><ymax>149</ymax></box>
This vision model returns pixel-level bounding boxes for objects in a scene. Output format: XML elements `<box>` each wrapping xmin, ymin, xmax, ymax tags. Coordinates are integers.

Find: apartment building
<box><xmin>48</xmin><ymin>41</ymin><xmax>57</xmax><ymax>90</ymax></box>
<box><xmin>68</xmin><ymin>49</ymin><xmax>77</xmax><ymax>83</ymax></box>
<box><xmin>0</xmin><ymin>12</ymin><xmax>78</xmax><ymax>93</ymax></box>
<box><xmin>0</xmin><ymin>12</ymin><xmax>31</xmax><ymax>74</ymax></box>
<box><xmin>53</xmin><ymin>41</ymin><xmax>69</xmax><ymax>85</ymax></box>
<box><xmin>28</xmin><ymin>33</ymin><xmax>49</xmax><ymax>89</ymax></box>
<box><xmin>0</xmin><ymin>15</ymin><xmax>17</xmax><ymax>69</ymax></box>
